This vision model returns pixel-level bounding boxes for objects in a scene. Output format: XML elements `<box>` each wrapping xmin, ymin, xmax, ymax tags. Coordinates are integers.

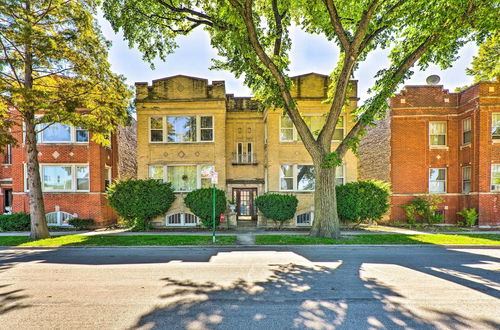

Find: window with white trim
<box><xmin>493</xmin><ymin>113</ymin><xmax>500</xmax><ymax>140</ymax></box>
<box><xmin>492</xmin><ymin>164</ymin><xmax>500</xmax><ymax>191</ymax></box>
<box><xmin>296</xmin><ymin>212</ymin><xmax>313</xmax><ymax>226</ymax></box>
<box><xmin>429</xmin><ymin>122</ymin><xmax>447</xmax><ymax>147</ymax></box>
<box><xmin>41</xmin><ymin>165</ymin><xmax>89</xmax><ymax>192</ymax></box>
<box><xmin>149</xmin><ymin>115</ymin><xmax>213</xmax><ymax>143</ymax></box>
<box><xmin>148</xmin><ymin>164</ymin><xmax>214</xmax><ymax>192</ymax></box>
<box><xmin>462</xmin><ymin>166</ymin><xmax>471</xmax><ymax>193</ymax></box>
<box><xmin>166</xmin><ymin>212</ymin><xmax>199</xmax><ymax>226</ymax></box>
<box><xmin>104</xmin><ymin>167</ymin><xmax>112</xmax><ymax>189</ymax></box>
<box><xmin>429</xmin><ymin>168</ymin><xmax>446</xmax><ymax>193</ymax></box>
<box><xmin>37</xmin><ymin>123</ymin><xmax>88</xmax><ymax>143</ymax></box>
<box><xmin>463</xmin><ymin>118</ymin><xmax>471</xmax><ymax>145</ymax></box>
<box><xmin>280</xmin><ymin>164</ymin><xmax>344</xmax><ymax>191</ymax></box>
<box><xmin>280</xmin><ymin>115</ymin><xmax>344</xmax><ymax>142</ymax></box>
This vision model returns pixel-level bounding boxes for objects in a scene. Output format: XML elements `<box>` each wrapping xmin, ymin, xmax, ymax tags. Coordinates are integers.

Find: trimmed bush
<box><xmin>106</xmin><ymin>179</ymin><xmax>176</xmax><ymax>231</ymax></box>
<box><xmin>457</xmin><ymin>208</ymin><xmax>478</xmax><ymax>227</ymax></box>
<box><xmin>184</xmin><ymin>188</ymin><xmax>227</xmax><ymax>228</ymax></box>
<box><xmin>68</xmin><ymin>218</ymin><xmax>94</xmax><ymax>230</ymax></box>
<box><xmin>0</xmin><ymin>213</ymin><xmax>31</xmax><ymax>231</ymax></box>
<box><xmin>255</xmin><ymin>194</ymin><xmax>298</xmax><ymax>228</ymax></box>
<box><xmin>402</xmin><ymin>194</ymin><xmax>444</xmax><ymax>225</ymax></box>
<box><xmin>336</xmin><ymin>181</ymin><xmax>391</xmax><ymax>225</ymax></box>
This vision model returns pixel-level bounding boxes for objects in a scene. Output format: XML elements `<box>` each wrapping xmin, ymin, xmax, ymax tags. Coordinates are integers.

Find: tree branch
<box><xmin>321</xmin><ymin>0</ymin><xmax>351</xmax><ymax>50</ymax></box>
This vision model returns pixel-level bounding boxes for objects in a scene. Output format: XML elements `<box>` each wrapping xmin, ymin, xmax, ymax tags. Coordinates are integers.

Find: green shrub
<box><xmin>457</xmin><ymin>208</ymin><xmax>478</xmax><ymax>227</ymax></box>
<box><xmin>255</xmin><ymin>194</ymin><xmax>298</xmax><ymax>228</ymax></box>
<box><xmin>336</xmin><ymin>181</ymin><xmax>391</xmax><ymax>225</ymax></box>
<box><xmin>403</xmin><ymin>195</ymin><xmax>444</xmax><ymax>225</ymax></box>
<box><xmin>68</xmin><ymin>218</ymin><xmax>94</xmax><ymax>230</ymax></box>
<box><xmin>0</xmin><ymin>213</ymin><xmax>31</xmax><ymax>231</ymax></box>
<box><xmin>184</xmin><ymin>188</ymin><xmax>227</xmax><ymax>228</ymax></box>
<box><xmin>106</xmin><ymin>179</ymin><xmax>176</xmax><ymax>231</ymax></box>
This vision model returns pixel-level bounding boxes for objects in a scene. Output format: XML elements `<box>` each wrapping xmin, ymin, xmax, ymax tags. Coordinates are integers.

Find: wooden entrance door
<box><xmin>233</xmin><ymin>188</ymin><xmax>257</xmax><ymax>221</ymax></box>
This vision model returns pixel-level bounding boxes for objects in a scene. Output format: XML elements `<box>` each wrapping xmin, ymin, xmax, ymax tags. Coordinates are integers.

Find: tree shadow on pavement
<box><xmin>0</xmin><ymin>284</ymin><xmax>31</xmax><ymax>316</ymax></box>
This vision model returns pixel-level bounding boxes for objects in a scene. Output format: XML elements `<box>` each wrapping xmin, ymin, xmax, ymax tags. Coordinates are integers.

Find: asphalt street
<box><xmin>0</xmin><ymin>246</ymin><xmax>499</xmax><ymax>330</ymax></box>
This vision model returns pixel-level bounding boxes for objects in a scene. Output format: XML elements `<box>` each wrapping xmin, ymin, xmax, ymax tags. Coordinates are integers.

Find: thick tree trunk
<box><xmin>310</xmin><ymin>164</ymin><xmax>340</xmax><ymax>239</ymax></box>
<box><xmin>25</xmin><ymin>117</ymin><xmax>50</xmax><ymax>240</ymax></box>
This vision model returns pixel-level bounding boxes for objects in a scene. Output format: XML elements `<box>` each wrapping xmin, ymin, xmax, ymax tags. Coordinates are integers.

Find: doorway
<box><xmin>233</xmin><ymin>188</ymin><xmax>257</xmax><ymax>221</ymax></box>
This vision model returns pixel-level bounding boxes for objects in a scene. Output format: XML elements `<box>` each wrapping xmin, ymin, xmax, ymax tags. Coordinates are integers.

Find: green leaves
<box><xmin>255</xmin><ymin>193</ymin><xmax>298</xmax><ymax>223</ymax></box>
<box><xmin>0</xmin><ymin>0</ymin><xmax>132</xmax><ymax>147</ymax></box>
<box><xmin>106</xmin><ymin>179</ymin><xmax>176</xmax><ymax>229</ymax></box>
<box><xmin>466</xmin><ymin>31</ymin><xmax>500</xmax><ymax>82</ymax></box>
<box><xmin>184</xmin><ymin>188</ymin><xmax>227</xmax><ymax>228</ymax></box>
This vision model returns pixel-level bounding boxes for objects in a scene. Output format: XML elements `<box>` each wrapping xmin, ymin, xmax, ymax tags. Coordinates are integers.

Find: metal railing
<box><xmin>232</xmin><ymin>152</ymin><xmax>257</xmax><ymax>164</ymax></box>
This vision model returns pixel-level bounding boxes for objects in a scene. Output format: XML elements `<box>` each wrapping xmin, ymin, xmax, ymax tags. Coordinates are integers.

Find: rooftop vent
<box><xmin>426</xmin><ymin>75</ymin><xmax>441</xmax><ymax>85</ymax></box>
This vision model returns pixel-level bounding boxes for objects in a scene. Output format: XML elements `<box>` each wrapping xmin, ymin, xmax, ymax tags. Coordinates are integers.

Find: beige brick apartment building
<box><xmin>135</xmin><ymin>73</ymin><xmax>359</xmax><ymax>228</ymax></box>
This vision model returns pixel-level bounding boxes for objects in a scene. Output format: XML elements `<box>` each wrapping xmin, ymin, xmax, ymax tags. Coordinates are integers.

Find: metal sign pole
<box><xmin>212</xmin><ymin>182</ymin><xmax>216</xmax><ymax>243</ymax></box>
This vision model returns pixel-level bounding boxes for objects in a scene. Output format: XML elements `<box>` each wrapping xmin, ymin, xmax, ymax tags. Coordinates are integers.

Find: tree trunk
<box><xmin>310</xmin><ymin>164</ymin><xmax>340</xmax><ymax>239</ymax></box>
<box><xmin>25</xmin><ymin>117</ymin><xmax>50</xmax><ymax>240</ymax></box>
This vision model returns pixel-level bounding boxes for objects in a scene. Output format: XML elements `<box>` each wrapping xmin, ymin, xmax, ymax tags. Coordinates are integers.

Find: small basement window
<box><xmin>296</xmin><ymin>212</ymin><xmax>313</xmax><ymax>226</ymax></box>
<box><xmin>166</xmin><ymin>212</ymin><xmax>199</xmax><ymax>226</ymax></box>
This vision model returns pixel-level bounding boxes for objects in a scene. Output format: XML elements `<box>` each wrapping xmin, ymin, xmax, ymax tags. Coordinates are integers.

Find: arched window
<box><xmin>46</xmin><ymin>211</ymin><xmax>75</xmax><ymax>226</ymax></box>
<box><xmin>166</xmin><ymin>212</ymin><xmax>199</xmax><ymax>226</ymax></box>
<box><xmin>296</xmin><ymin>212</ymin><xmax>313</xmax><ymax>226</ymax></box>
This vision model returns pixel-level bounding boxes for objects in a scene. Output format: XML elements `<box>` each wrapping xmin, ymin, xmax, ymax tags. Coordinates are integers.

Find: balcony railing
<box><xmin>232</xmin><ymin>152</ymin><xmax>257</xmax><ymax>165</ymax></box>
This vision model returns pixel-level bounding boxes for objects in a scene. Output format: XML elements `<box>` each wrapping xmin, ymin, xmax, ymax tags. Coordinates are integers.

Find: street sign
<box><xmin>211</xmin><ymin>171</ymin><xmax>218</xmax><ymax>184</ymax></box>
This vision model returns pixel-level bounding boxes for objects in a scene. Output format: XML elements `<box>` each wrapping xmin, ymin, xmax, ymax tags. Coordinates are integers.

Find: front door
<box><xmin>233</xmin><ymin>188</ymin><xmax>257</xmax><ymax>221</ymax></box>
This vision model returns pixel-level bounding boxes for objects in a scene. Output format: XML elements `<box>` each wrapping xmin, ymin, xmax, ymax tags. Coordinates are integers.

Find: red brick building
<box><xmin>0</xmin><ymin>110</ymin><xmax>120</xmax><ymax>226</ymax></box>
<box><xmin>361</xmin><ymin>81</ymin><xmax>500</xmax><ymax>226</ymax></box>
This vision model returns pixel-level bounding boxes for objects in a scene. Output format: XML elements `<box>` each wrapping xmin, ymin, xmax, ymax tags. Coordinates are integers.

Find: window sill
<box><xmin>38</xmin><ymin>142</ymin><xmax>89</xmax><ymax>145</ymax></box>
<box><xmin>460</xmin><ymin>143</ymin><xmax>471</xmax><ymax>149</ymax></box>
<box><xmin>492</xmin><ymin>139</ymin><xmax>500</xmax><ymax>144</ymax></box>
<box><xmin>279</xmin><ymin>190</ymin><xmax>314</xmax><ymax>193</ymax></box>
<box><xmin>430</xmin><ymin>146</ymin><xmax>449</xmax><ymax>150</ymax></box>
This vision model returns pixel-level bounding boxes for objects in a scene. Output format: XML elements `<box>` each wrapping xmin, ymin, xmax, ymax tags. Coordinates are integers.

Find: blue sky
<box><xmin>97</xmin><ymin>14</ymin><xmax>478</xmax><ymax>102</ymax></box>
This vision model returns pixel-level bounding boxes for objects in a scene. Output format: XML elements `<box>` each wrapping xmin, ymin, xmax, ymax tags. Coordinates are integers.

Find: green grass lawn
<box><xmin>255</xmin><ymin>234</ymin><xmax>500</xmax><ymax>245</ymax></box>
<box><xmin>0</xmin><ymin>235</ymin><xmax>237</xmax><ymax>247</ymax></box>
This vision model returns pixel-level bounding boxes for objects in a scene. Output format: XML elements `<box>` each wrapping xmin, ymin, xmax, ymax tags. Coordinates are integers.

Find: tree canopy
<box><xmin>0</xmin><ymin>0</ymin><xmax>132</xmax><ymax>145</ymax></box>
<box><xmin>103</xmin><ymin>0</ymin><xmax>498</xmax><ymax>238</ymax></box>
<box><xmin>467</xmin><ymin>31</ymin><xmax>500</xmax><ymax>82</ymax></box>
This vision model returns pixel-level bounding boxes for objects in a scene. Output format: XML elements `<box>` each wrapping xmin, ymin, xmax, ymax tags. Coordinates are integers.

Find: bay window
<box><xmin>148</xmin><ymin>164</ymin><xmax>214</xmax><ymax>191</ymax></box>
<box><xmin>429</xmin><ymin>168</ymin><xmax>446</xmax><ymax>193</ymax></box>
<box><xmin>280</xmin><ymin>164</ymin><xmax>345</xmax><ymax>191</ymax></box>
<box><xmin>149</xmin><ymin>115</ymin><xmax>213</xmax><ymax>143</ymax></box>
<box><xmin>41</xmin><ymin>165</ymin><xmax>89</xmax><ymax>192</ymax></box>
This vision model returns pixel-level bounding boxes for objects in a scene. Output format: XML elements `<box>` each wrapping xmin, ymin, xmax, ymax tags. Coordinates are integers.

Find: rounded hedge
<box><xmin>336</xmin><ymin>181</ymin><xmax>391</xmax><ymax>224</ymax></box>
<box><xmin>106</xmin><ymin>179</ymin><xmax>176</xmax><ymax>230</ymax></box>
<box><xmin>184</xmin><ymin>188</ymin><xmax>227</xmax><ymax>228</ymax></box>
<box><xmin>255</xmin><ymin>194</ymin><xmax>298</xmax><ymax>223</ymax></box>
<box><xmin>0</xmin><ymin>213</ymin><xmax>31</xmax><ymax>231</ymax></box>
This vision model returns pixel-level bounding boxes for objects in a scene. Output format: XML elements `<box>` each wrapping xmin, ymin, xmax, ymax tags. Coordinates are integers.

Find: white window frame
<box><xmin>104</xmin><ymin>166</ymin><xmax>112</xmax><ymax>189</ymax></box>
<box><xmin>279</xmin><ymin>164</ymin><xmax>345</xmax><ymax>191</ymax></box>
<box><xmin>429</xmin><ymin>168</ymin><xmax>447</xmax><ymax>194</ymax></box>
<box><xmin>279</xmin><ymin>115</ymin><xmax>344</xmax><ymax>142</ymax></box>
<box><xmin>492</xmin><ymin>113</ymin><xmax>500</xmax><ymax>141</ymax></box>
<box><xmin>296</xmin><ymin>211</ymin><xmax>314</xmax><ymax>226</ymax></box>
<box><xmin>462</xmin><ymin>117</ymin><xmax>472</xmax><ymax>145</ymax></box>
<box><xmin>165</xmin><ymin>212</ymin><xmax>200</xmax><ymax>227</ymax></box>
<box><xmin>36</xmin><ymin>164</ymin><xmax>90</xmax><ymax>192</ymax></box>
<box><xmin>429</xmin><ymin>121</ymin><xmax>447</xmax><ymax>148</ymax></box>
<box><xmin>36</xmin><ymin>122</ymin><xmax>89</xmax><ymax>144</ymax></box>
<box><xmin>235</xmin><ymin>141</ymin><xmax>254</xmax><ymax>163</ymax></box>
<box><xmin>149</xmin><ymin>115</ymin><xmax>214</xmax><ymax>143</ymax></box>
<box><xmin>148</xmin><ymin>164</ymin><xmax>214</xmax><ymax>192</ymax></box>
<box><xmin>462</xmin><ymin>166</ymin><xmax>471</xmax><ymax>193</ymax></box>
<box><xmin>492</xmin><ymin>164</ymin><xmax>500</xmax><ymax>191</ymax></box>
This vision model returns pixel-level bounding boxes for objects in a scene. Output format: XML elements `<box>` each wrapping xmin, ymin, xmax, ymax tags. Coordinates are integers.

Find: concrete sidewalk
<box><xmin>1</xmin><ymin>225</ymin><xmax>499</xmax><ymax>237</ymax></box>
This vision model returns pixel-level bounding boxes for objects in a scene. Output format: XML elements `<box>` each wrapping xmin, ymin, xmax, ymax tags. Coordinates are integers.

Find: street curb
<box><xmin>1</xmin><ymin>244</ymin><xmax>499</xmax><ymax>249</ymax></box>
